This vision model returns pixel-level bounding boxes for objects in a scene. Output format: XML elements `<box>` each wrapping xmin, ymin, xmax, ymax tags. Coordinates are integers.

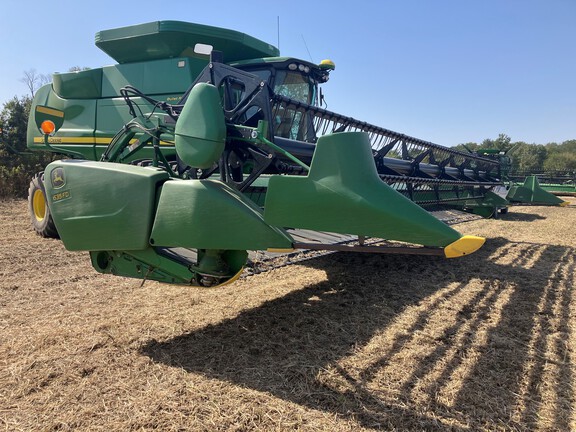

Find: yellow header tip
<box><xmin>444</xmin><ymin>235</ymin><xmax>485</xmax><ymax>258</ymax></box>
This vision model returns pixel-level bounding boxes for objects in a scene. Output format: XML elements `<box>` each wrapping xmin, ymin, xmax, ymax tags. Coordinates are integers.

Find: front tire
<box><xmin>28</xmin><ymin>172</ymin><xmax>59</xmax><ymax>238</ymax></box>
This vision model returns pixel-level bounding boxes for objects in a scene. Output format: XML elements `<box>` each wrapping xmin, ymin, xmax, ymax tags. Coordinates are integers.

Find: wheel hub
<box><xmin>32</xmin><ymin>189</ymin><xmax>46</xmax><ymax>221</ymax></box>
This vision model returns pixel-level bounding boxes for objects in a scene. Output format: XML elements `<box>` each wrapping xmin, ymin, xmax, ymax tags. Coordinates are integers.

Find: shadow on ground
<box><xmin>499</xmin><ymin>211</ymin><xmax>547</xmax><ymax>222</ymax></box>
<box><xmin>142</xmin><ymin>236</ymin><xmax>574</xmax><ymax>430</ymax></box>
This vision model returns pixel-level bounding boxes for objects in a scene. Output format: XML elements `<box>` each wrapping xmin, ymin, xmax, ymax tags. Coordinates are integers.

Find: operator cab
<box><xmin>231</xmin><ymin>57</ymin><xmax>334</xmax><ymax>106</ymax></box>
<box><xmin>231</xmin><ymin>57</ymin><xmax>335</xmax><ymax>141</ymax></box>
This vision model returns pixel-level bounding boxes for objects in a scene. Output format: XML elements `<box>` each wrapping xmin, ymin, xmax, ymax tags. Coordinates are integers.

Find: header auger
<box><xmin>27</xmin><ymin>20</ymin><xmax>546</xmax><ymax>287</ymax></box>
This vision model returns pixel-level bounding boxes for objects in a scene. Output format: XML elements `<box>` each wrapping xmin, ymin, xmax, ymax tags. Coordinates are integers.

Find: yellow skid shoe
<box><xmin>444</xmin><ymin>235</ymin><xmax>486</xmax><ymax>258</ymax></box>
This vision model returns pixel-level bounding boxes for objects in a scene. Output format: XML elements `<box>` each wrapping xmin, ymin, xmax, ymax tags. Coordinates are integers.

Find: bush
<box><xmin>0</xmin><ymin>96</ymin><xmax>55</xmax><ymax>199</ymax></box>
<box><xmin>0</xmin><ymin>160</ymin><xmax>52</xmax><ymax>199</ymax></box>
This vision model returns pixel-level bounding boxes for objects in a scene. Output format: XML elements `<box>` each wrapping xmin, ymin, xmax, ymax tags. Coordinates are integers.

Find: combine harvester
<box><xmin>507</xmin><ymin>176</ymin><xmax>569</xmax><ymax>206</ymax></box>
<box><xmin>475</xmin><ymin>149</ymin><xmax>568</xmax><ymax>207</ymax></box>
<box><xmin>508</xmin><ymin>171</ymin><xmax>575</xmax><ymax>199</ymax></box>
<box><xmin>24</xmin><ymin>21</ymin><xmax>555</xmax><ymax>287</ymax></box>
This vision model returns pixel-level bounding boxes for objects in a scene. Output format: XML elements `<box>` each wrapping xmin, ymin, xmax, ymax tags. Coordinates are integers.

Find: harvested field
<box><xmin>1</xmin><ymin>198</ymin><xmax>575</xmax><ymax>431</ymax></box>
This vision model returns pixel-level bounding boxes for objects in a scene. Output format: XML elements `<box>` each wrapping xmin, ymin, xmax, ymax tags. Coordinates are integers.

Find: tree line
<box><xmin>455</xmin><ymin>133</ymin><xmax>576</xmax><ymax>175</ymax></box>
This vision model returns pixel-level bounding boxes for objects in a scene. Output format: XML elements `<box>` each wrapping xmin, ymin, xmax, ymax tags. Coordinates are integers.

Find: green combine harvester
<box><xmin>508</xmin><ymin>171</ymin><xmax>575</xmax><ymax>198</ymax></box>
<box><xmin>24</xmin><ymin>21</ymin><xmax>564</xmax><ymax>287</ymax></box>
<box><xmin>476</xmin><ymin>150</ymin><xmax>570</xmax><ymax>206</ymax></box>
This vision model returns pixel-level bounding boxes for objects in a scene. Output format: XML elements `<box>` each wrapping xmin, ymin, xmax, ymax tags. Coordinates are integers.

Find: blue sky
<box><xmin>1</xmin><ymin>0</ymin><xmax>574</xmax><ymax>146</ymax></box>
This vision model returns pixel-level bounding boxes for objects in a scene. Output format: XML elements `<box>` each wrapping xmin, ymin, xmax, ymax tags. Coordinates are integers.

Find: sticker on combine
<box><xmin>52</xmin><ymin>190</ymin><xmax>71</xmax><ymax>202</ymax></box>
<box><xmin>51</xmin><ymin>167</ymin><xmax>66</xmax><ymax>189</ymax></box>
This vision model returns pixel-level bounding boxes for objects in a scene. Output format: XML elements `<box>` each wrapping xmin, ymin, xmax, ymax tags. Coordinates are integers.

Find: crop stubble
<box><xmin>0</xmin><ymin>199</ymin><xmax>575</xmax><ymax>431</ymax></box>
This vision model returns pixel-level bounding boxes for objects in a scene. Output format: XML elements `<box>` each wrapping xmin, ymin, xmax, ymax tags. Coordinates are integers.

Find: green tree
<box><xmin>454</xmin><ymin>142</ymin><xmax>480</xmax><ymax>153</ymax></box>
<box><xmin>456</xmin><ymin>134</ymin><xmax>576</xmax><ymax>175</ymax></box>
<box><xmin>509</xmin><ymin>142</ymin><xmax>547</xmax><ymax>173</ymax></box>
<box><xmin>543</xmin><ymin>152</ymin><xmax>576</xmax><ymax>172</ymax></box>
<box><xmin>0</xmin><ymin>96</ymin><xmax>54</xmax><ymax>197</ymax></box>
<box><xmin>0</xmin><ymin>96</ymin><xmax>31</xmax><ymax>159</ymax></box>
<box><xmin>558</xmin><ymin>139</ymin><xmax>576</xmax><ymax>153</ymax></box>
<box><xmin>540</xmin><ymin>140</ymin><xmax>576</xmax><ymax>173</ymax></box>
<box><xmin>455</xmin><ymin>134</ymin><xmax>513</xmax><ymax>154</ymax></box>
<box><xmin>480</xmin><ymin>133</ymin><xmax>512</xmax><ymax>151</ymax></box>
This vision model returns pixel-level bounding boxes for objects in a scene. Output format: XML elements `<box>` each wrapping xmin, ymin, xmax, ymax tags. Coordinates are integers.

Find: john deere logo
<box><xmin>51</xmin><ymin>168</ymin><xmax>66</xmax><ymax>189</ymax></box>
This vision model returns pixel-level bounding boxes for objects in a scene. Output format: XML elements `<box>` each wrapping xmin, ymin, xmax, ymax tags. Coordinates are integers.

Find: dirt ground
<box><xmin>1</xmin><ymin>198</ymin><xmax>575</xmax><ymax>431</ymax></box>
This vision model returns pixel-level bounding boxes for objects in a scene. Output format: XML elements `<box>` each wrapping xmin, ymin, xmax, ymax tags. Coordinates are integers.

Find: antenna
<box><xmin>301</xmin><ymin>34</ymin><xmax>313</xmax><ymax>62</ymax></box>
<box><xmin>277</xmin><ymin>16</ymin><xmax>280</xmax><ymax>51</ymax></box>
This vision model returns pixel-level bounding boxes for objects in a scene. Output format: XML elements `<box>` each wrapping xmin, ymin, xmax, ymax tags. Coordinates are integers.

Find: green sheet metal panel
<box><xmin>174</xmin><ymin>83</ymin><xmax>226</xmax><ymax>168</ymax></box>
<box><xmin>462</xmin><ymin>191</ymin><xmax>509</xmax><ymax>218</ymax></box>
<box><xmin>52</xmin><ymin>68</ymin><xmax>103</xmax><ymax>99</ymax></box>
<box><xmin>95</xmin><ymin>98</ymin><xmax>135</xmax><ymax>138</ymax></box>
<box><xmin>100</xmin><ymin>57</ymin><xmax>202</xmax><ymax>97</ymax></box>
<box><xmin>95</xmin><ymin>21</ymin><xmax>279</xmax><ymax>64</ymax></box>
<box><xmin>507</xmin><ymin>176</ymin><xmax>566</xmax><ymax>205</ymax></box>
<box><xmin>264</xmin><ymin>132</ymin><xmax>463</xmax><ymax>248</ymax></box>
<box><xmin>28</xmin><ymin>59</ymin><xmax>196</xmax><ymax>159</ymax></box>
<box><xmin>26</xmin><ymin>85</ymin><xmax>99</xmax><ymax>160</ymax></box>
<box><xmin>150</xmin><ymin>179</ymin><xmax>293</xmax><ymax>251</ymax></box>
<box><xmin>539</xmin><ymin>183</ymin><xmax>576</xmax><ymax>193</ymax></box>
<box><xmin>44</xmin><ymin>161</ymin><xmax>169</xmax><ymax>251</ymax></box>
